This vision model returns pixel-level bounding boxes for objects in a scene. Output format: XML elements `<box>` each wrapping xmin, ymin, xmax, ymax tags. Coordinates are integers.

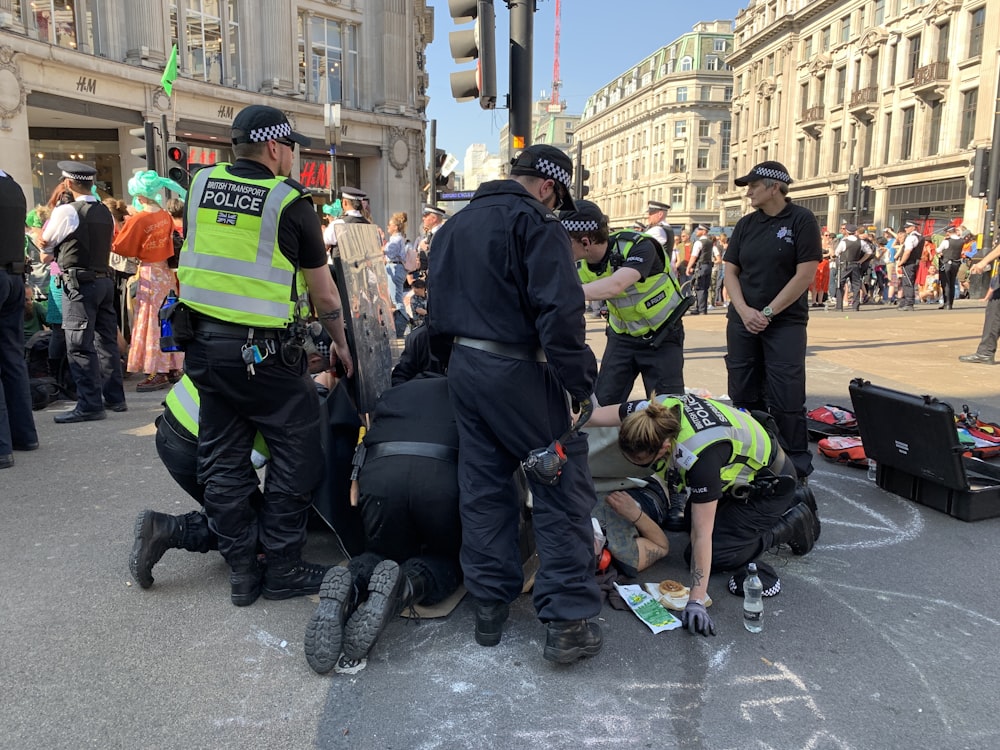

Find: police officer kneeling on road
<box><xmin>589</xmin><ymin>393</ymin><xmax>819</xmax><ymax>636</ymax></box>
<box><xmin>176</xmin><ymin>104</ymin><xmax>354</xmax><ymax>607</ymax></box>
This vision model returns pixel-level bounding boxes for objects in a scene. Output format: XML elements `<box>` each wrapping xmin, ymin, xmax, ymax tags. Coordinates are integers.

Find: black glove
<box><xmin>681</xmin><ymin>600</ymin><xmax>716</xmax><ymax>636</ymax></box>
<box><xmin>570</xmin><ymin>394</ymin><xmax>594</xmax><ymax>430</ymax></box>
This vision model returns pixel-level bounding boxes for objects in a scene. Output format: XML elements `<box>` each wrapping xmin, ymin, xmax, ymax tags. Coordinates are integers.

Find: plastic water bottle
<box><xmin>867</xmin><ymin>458</ymin><xmax>877</xmax><ymax>482</ymax></box>
<box><xmin>159</xmin><ymin>290</ymin><xmax>181</xmax><ymax>352</ymax></box>
<box><xmin>743</xmin><ymin>562</ymin><xmax>763</xmax><ymax>633</ymax></box>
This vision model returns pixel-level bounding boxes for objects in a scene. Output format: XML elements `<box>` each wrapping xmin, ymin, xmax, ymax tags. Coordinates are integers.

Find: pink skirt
<box><xmin>127</xmin><ymin>261</ymin><xmax>184</xmax><ymax>375</ymax></box>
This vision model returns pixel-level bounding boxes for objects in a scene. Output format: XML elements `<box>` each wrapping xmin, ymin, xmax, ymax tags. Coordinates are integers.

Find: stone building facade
<box><xmin>0</xmin><ymin>0</ymin><xmax>432</xmax><ymax>224</ymax></box>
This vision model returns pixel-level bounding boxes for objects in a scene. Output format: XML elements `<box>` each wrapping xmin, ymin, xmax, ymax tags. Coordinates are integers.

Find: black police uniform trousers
<box><xmin>353</xmin><ymin>453</ymin><xmax>463</xmax><ymax>605</ymax></box>
<box><xmin>184</xmin><ymin>330</ymin><xmax>324</xmax><ymax>568</ymax></box>
<box><xmin>940</xmin><ymin>259</ymin><xmax>960</xmax><ymax>308</ymax></box>
<box><xmin>447</xmin><ymin>347</ymin><xmax>601</xmax><ymax>622</ymax></box>
<box><xmin>725</xmin><ymin>318</ymin><xmax>812</xmax><ymax>479</ymax></box>
<box><xmin>61</xmin><ymin>275</ymin><xmax>125</xmax><ymax>413</ymax></box>
<box><xmin>693</xmin><ymin>263</ymin><xmax>712</xmax><ymax>314</ymax></box>
<box><xmin>899</xmin><ymin>263</ymin><xmax>917</xmax><ymax>309</ymax></box>
<box><xmin>843</xmin><ymin>263</ymin><xmax>864</xmax><ymax>310</ymax></box>
<box><xmin>1</xmin><ymin>268</ymin><xmax>38</xmax><ymax>455</ymax></box>
<box><xmin>595</xmin><ymin>324</ymin><xmax>685</xmax><ymax>405</ymax></box>
<box><xmin>974</xmin><ymin>295</ymin><xmax>1000</xmax><ymax>358</ymax></box>
<box><xmin>683</xmin><ymin>454</ymin><xmax>799</xmax><ymax>572</ymax></box>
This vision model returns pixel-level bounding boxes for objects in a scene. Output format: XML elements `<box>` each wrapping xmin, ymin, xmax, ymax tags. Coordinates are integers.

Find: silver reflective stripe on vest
<box><xmin>172</xmin><ymin>377</ymin><xmax>200</xmax><ymax>426</ymax></box>
<box><xmin>680</xmin><ymin>410</ymin><xmax>768</xmax><ymax>487</ymax></box>
<box><xmin>181</xmin><ymin>286</ymin><xmax>292</xmax><ymax>320</ymax></box>
<box><xmin>184</xmin><ymin>171</ymin><xmax>297</xmax><ymax>287</ymax></box>
<box><xmin>610</xmin><ymin>282</ymin><xmax>673</xmax><ymax>335</ymax></box>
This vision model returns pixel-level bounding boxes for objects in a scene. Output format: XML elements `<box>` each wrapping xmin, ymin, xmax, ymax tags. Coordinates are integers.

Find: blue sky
<box><xmin>425</xmin><ymin>0</ymin><xmax>751</xmax><ymax>162</ymax></box>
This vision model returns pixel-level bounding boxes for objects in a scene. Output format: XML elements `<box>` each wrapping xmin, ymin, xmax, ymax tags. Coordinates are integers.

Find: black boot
<box><xmin>543</xmin><ymin>620</ymin><xmax>603</xmax><ymax>664</ymax></box>
<box><xmin>304</xmin><ymin>566</ymin><xmax>353</xmax><ymax>674</ymax></box>
<box><xmin>664</xmin><ymin>488</ymin><xmax>688</xmax><ymax>532</ymax></box>
<box><xmin>129</xmin><ymin>510</ymin><xmax>183</xmax><ymax>589</ymax></box>
<box><xmin>178</xmin><ymin>511</ymin><xmax>218</xmax><ymax>553</ymax></box>
<box><xmin>769</xmin><ymin>502</ymin><xmax>817</xmax><ymax>556</ymax></box>
<box><xmin>794</xmin><ymin>485</ymin><xmax>821</xmax><ymax>542</ymax></box>
<box><xmin>230</xmin><ymin>558</ymin><xmax>264</xmax><ymax>607</ymax></box>
<box><xmin>474</xmin><ymin>600</ymin><xmax>510</xmax><ymax>647</ymax></box>
<box><xmin>263</xmin><ymin>558</ymin><xmax>329</xmax><ymax>600</ymax></box>
<box><xmin>342</xmin><ymin>560</ymin><xmax>429</xmax><ymax>661</ymax></box>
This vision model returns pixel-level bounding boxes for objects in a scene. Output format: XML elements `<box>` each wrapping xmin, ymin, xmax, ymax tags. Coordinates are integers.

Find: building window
<box><xmin>675</xmin><ymin>120</ymin><xmax>687</xmax><ymax>138</ymax></box>
<box><xmin>906</xmin><ymin>33</ymin><xmax>921</xmax><ymax>79</ymax></box>
<box><xmin>927</xmin><ymin>100</ymin><xmax>942</xmax><ymax>157</ymax></box>
<box><xmin>812</xmin><ymin>134</ymin><xmax>822</xmax><ymax>177</ymax></box>
<box><xmin>803</xmin><ymin>36</ymin><xmax>813</xmax><ymax>58</ymax></box>
<box><xmin>33</xmin><ymin>0</ymin><xmax>79</xmax><ymax>49</ymax></box>
<box><xmin>670</xmin><ymin>186</ymin><xmax>684</xmax><ymax>209</ymax></box>
<box><xmin>181</xmin><ymin>1</ymin><xmax>229</xmax><ymax>85</ymax></box>
<box><xmin>882</xmin><ymin>111</ymin><xmax>893</xmax><ymax>164</ymax></box>
<box><xmin>706</xmin><ymin>55</ymin><xmax>719</xmax><ymax>71</ymax></box>
<box><xmin>697</xmin><ymin>148</ymin><xmax>709</xmax><ymax>169</ymax></box>
<box><xmin>298</xmin><ymin>16</ymin><xmax>358</xmax><ymax>107</ymax></box>
<box><xmin>936</xmin><ymin>22</ymin><xmax>949</xmax><ymax>62</ymax></box>
<box><xmin>796</xmin><ymin>138</ymin><xmax>806</xmax><ymax>177</ymax></box>
<box><xmin>701</xmin><ymin>85</ymin><xmax>711</xmax><ymax>100</ymax></box>
<box><xmin>821</xmin><ymin>26</ymin><xmax>831</xmax><ymax>49</ymax></box>
<box><xmin>720</xmin><ymin>121</ymin><xmax>731</xmax><ymax>163</ymax></box>
<box><xmin>695</xmin><ymin>186</ymin><xmax>708</xmax><ymax>210</ymax></box>
<box><xmin>831</xmin><ymin>127</ymin><xmax>842</xmax><ymax>172</ymax></box>
<box><xmin>699</xmin><ymin>120</ymin><xmax>710</xmax><ymax>138</ymax></box>
<box><xmin>800</xmin><ymin>82</ymin><xmax>809</xmax><ymax>116</ymax></box>
<box><xmin>676</xmin><ymin>86</ymin><xmax>688</xmax><ymax>102</ymax></box>
<box><xmin>672</xmin><ymin>149</ymin><xmax>686</xmax><ymax>172</ymax></box>
<box><xmin>835</xmin><ymin>67</ymin><xmax>846</xmax><ymax>105</ymax></box>
<box><xmin>969</xmin><ymin>6</ymin><xmax>985</xmax><ymax>58</ymax></box>
<box><xmin>680</xmin><ymin>56</ymin><xmax>693</xmax><ymax>71</ymax></box>
<box><xmin>714</xmin><ymin>38</ymin><xmax>727</xmax><ymax>52</ymax></box>
<box><xmin>960</xmin><ymin>88</ymin><xmax>978</xmax><ymax>148</ymax></box>
<box><xmin>888</xmin><ymin>42</ymin><xmax>898</xmax><ymax>85</ymax></box>
<box><xmin>862</xmin><ymin>120</ymin><xmax>874</xmax><ymax>168</ymax></box>
<box><xmin>869</xmin><ymin>52</ymin><xmax>880</xmax><ymax>88</ymax></box>
<box><xmin>723</xmin><ymin>85</ymin><xmax>732</xmax><ymax>101</ymax></box>
<box><xmin>874</xmin><ymin>0</ymin><xmax>885</xmax><ymax>26</ymax></box>
<box><xmin>840</xmin><ymin>15</ymin><xmax>850</xmax><ymax>44</ymax></box>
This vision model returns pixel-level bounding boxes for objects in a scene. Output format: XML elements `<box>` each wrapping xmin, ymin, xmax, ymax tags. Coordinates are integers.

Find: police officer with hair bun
<box><xmin>428</xmin><ymin>143</ymin><xmax>604</xmax><ymax>664</ymax></box>
<box><xmin>177</xmin><ymin>104</ymin><xmax>353</xmax><ymax>608</ymax></box>
<box><xmin>41</xmin><ymin>161</ymin><xmax>127</xmax><ymax>423</ymax></box>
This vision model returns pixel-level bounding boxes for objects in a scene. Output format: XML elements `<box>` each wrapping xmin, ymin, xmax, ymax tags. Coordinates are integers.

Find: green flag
<box><xmin>161</xmin><ymin>44</ymin><xmax>178</xmax><ymax>96</ymax></box>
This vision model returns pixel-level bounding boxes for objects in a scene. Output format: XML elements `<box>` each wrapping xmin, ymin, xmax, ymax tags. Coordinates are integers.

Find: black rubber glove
<box><xmin>681</xmin><ymin>600</ymin><xmax>716</xmax><ymax>636</ymax></box>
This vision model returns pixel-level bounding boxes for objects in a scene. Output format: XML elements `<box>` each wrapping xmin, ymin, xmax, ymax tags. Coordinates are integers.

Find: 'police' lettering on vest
<box><xmin>644</xmin><ymin>290</ymin><xmax>666</xmax><ymax>309</ymax></box>
<box><xmin>201</xmin><ymin>179</ymin><xmax>268</xmax><ymax>217</ymax></box>
<box><xmin>680</xmin><ymin>394</ymin><xmax>729</xmax><ymax>431</ymax></box>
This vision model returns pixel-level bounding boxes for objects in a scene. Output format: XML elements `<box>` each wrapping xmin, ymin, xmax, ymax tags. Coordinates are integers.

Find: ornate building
<box><xmin>726</xmin><ymin>0</ymin><xmax>997</xmax><ymax>235</ymax></box>
<box><xmin>0</xmin><ymin>0</ymin><xmax>432</xmax><ymax>223</ymax></box>
<box><xmin>574</xmin><ymin>21</ymin><xmax>735</xmax><ymax>229</ymax></box>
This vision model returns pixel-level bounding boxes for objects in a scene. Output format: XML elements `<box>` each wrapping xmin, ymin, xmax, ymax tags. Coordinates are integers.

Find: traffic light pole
<box><xmin>984</xmin><ymin>72</ymin><xmax>1000</xmax><ymax>254</ymax></box>
<box><xmin>430</xmin><ymin>119</ymin><xmax>438</xmax><ymax>206</ymax></box>
<box><xmin>508</xmin><ymin>0</ymin><xmax>533</xmax><ymax>150</ymax></box>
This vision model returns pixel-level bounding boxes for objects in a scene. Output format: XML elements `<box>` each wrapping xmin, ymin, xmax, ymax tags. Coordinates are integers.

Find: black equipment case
<box><xmin>848</xmin><ymin>378</ymin><xmax>1000</xmax><ymax>522</ymax></box>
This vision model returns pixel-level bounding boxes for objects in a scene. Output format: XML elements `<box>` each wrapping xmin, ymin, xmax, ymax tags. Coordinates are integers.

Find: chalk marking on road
<box><xmin>709</xmin><ymin>643</ymin><xmax>732</xmax><ymax>670</ymax></box>
<box><xmin>250</xmin><ymin>628</ymin><xmax>292</xmax><ymax>655</ymax></box>
<box><xmin>809</xmin><ymin>470</ymin><xmax>924</xmax><ymax>550</ymax></box>
<box><xmin>738</xmin><ymin>695</ymin><xmax>825</xmax><ymax>723</ymax></box>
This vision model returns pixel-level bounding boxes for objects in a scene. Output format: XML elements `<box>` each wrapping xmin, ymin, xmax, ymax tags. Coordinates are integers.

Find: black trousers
<box><xmin>447</xmin><ymin>347</ymin><xmax>601</xmax><ymax>622</ymax></box>
<box><xmin>0</xmin><ymin>269</ymin><xmax>37</xmax><ymax>455</ymax></box>
<box><xmin>692</xmin><ymin>264</ymin><xmax>712</xmax><ymax>314</ymax></box>
<box><xmin>844</xmin><ymin>264</ymin><xmax>863</xmax><ymax>310</ymax></box>
<box><xmin>725</xmin><ymin>318</ymin><xmax>812</xmax><ymax>478</ymax></box>
<box><xmin>899</xmin><ymin>264</ymin><xmax>917</xmax><ymax>309</ymax></box>
<box><xmin>154</xmin><ymin>414</ymin><xmax>220</xmax><ymax>553</ymax></box>
<box><xmin>61</xmin><ymin>276</ymin><xmax>125</xmax><ymax>413</ymax></box>
<box><xmin>595</xmin><ymin>325</ymin><xmax>685</xmax><ymax>405</ymax></box>
<box><xmin>184</xmin><ymin>332</ymin><xmax>324</xmax><ymax>567</ymax></box>
<box><xmin>940</xmin><ymin>260</ymin><xmax>960</xmax><ymax>308</ymax></box>
<box><xmin>975</xmin><ymin>296</ymin><xmax>1000</xmax><ymax>357</ymax></box>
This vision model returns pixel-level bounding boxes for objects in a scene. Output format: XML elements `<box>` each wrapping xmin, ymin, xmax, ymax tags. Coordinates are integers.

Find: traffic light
<box><xmin>128</xmin><ymin>122</ymin><xmax>157</xmax><ymax>171</ymax></box>
<box><xmin>448</xmin><ymin>0</ymin><xmax>497</xmax><ymax>109</ymax></box>
<box><xmin>846</xmin><ymin>172</ymin><xmax>861</xmax><ymax>210</ymax></box>
<box><xmin>574</xmin><ymin>166</ymin><xmax>591</xmax><ymax>199</ymax></box>
<box><xmin>434</xmin><ymin>149</ymin><xmax>455</xmax><ymax>191</ymax></box>
<box><xmin>970</xmin><ymin>147</ymin><xmax>990</xmax><ymax>198</ymax></box>
<box><xmin>166</xmin><ymin>142</ymin><xmax>189</xmax><ymax>189</ymax></box>
<box><xmin>860</xmin><ymin>185</ymin><xmax>871</xmax><ymax>213</ymax></box>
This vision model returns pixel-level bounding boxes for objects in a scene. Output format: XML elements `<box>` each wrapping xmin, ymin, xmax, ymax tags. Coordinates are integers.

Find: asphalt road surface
<box><xmin>2</xmin><ymin>299</ymin><xmax>998</xmax><ymax>749</ymax></box>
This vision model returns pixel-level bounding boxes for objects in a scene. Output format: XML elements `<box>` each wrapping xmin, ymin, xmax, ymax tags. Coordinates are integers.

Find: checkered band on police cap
<box><xmin>248</xmin><ymin>120</ymin><xmax>292</xmax><ymax>143</ymax></box>
<box><xmin>533</xmin><ymin>157</ymin><xmax>571</xmax><ymax>191</ymax></box>
<box><xmin>734</xmin><ymin>160</ymin><xmax>793</xmax><ymax>187</ymax></box>
<box><xmin>561</xmin><ymin>219</ymin><xmax>600</xmax><ymax>232</ymax></box>
<box><xmin>58</xmin><ymin>160</ymin><xmax>97</xmax><ymax>182</ymax></box>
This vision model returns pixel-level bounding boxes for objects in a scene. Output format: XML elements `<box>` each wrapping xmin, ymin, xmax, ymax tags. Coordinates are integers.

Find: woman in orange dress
<box><xmin>112</xmin><ymin>171</ymin><xmax>186</xmax><ymax>391</ymax></box>
<box><xmin>812</xmin><ymin>231</ymin><xmax>832</xmax><ymax>306</ymax></box>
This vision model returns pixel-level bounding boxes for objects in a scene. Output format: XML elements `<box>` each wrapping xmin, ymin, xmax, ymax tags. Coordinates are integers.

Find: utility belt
<box><xmin>194</xmin><ymin>315</ymin><xmax>286</xmax><ymax>341</ymax></box>
<box><xmin>454</xmin><ymin>336</ymin><xmax>546</xmax><ymax>362</ymax></box>
<box><xmin>2</xmin><ymin>260</ymin><xmax>26</xmax><ymax>274</ymax></box>
<box><xmin>728</xmin><ymin>411</ymin><xmax>793</xmax><ymax>501</ymax></box>
<box><xmin>63</xmin><ymin>267</ymin><xmax>109</xmax><ymax>291</ymax></box>
<box><xmin>351</xmin><ymin>440</ymin><xmax>458</xmax><ymax>480</ymax></box>
<box><xmin>634</xmin><ymin>308</ymin><xmax>689</xmax><ymax>349</ymax></box>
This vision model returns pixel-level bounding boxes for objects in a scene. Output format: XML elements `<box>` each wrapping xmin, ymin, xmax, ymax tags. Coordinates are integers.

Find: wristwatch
<box><xmin>762</xmin><ymin>306</ymin><xmax>774</xmax><ymax>320</ymax></box>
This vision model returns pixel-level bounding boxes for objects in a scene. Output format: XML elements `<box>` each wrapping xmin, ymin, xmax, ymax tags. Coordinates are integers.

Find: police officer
<box><xmin>417</xmin><ymin>204</ymin><xmax>446</xmax><ymax>267</ymax></box>
<box><xmin>835</xmin><ymin>224</ymin><xmax>872</xmax><ymax>312</ymax></box>
<box><xmin>176</xmin><ymin>104</ymin><xmax>354</xmax><ymax>607</ymax></box>
<box><xmin>590</xmin><ymin>393</ymin><xmax>819</xmax><ymax>636</ymax></box>
<box><xmin>937</xmin><ymin>225</ymin><xmax>965</xmax><ymax>310</ymax></box>
<box><xmin>896</xmin><ymin>219</ymin><xmax>923</xmax><ymax>311</ymax></box>
<box><xmin>41</xmin><ymin>161</ymin><xmax>127</xmax><ymax>423</ymax></box>
<box><xmin>644</xmin><ymin>200</ymin><xmax>675</xmax><ymax>257</ymax></box>
<box><xmin>304</xmin><ymin>374</ymin><xmax>463</xmax><ymax>673</ymax></box>
<box><xmin>562</xmin><ymin>199</ymin><xmax>685</xmax><ymax>405</ymax></box>
<box><xmin>685</xmin><ymin>224</ymin><xmax>714</xmax><ymax>315</ymax></box>
<box><xmin>322</xmin><ymin>187</ymin><xmax>369</xmax><ymax>252</ymax></box>
<box><xmin>0</xmin><ymin>168</ymin><xmax>39</xmax><ymax>469</ymax></box>
<box><xmin>428</xmin><ymin>143</ymin><xmax>603</xmax><ymax>664</ymax></box>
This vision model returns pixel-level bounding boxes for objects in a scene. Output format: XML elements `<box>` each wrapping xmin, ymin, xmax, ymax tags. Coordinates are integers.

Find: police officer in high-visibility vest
<box><xmin>176</xmin><ymin>104</ymin><xmax>354</xmax><ymax>607</ymax></box>
<box><xmin>563</xmin><ymin>199</ymin><xmax>686</xmax><ymax>405</ymax></box>
<box><xmin>590</xmin><ymin>393</ymin><xmax>819</xmax><ymax>636</ymax></box>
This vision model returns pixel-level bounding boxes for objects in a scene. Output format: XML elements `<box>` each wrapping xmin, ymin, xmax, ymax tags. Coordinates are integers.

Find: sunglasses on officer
<box><xmin>273</xmin><ymin>137</ymin><xmax>297</xmax><ymax>151</ymax></box>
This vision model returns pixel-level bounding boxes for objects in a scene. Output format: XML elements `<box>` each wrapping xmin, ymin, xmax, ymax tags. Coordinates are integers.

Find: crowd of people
<box><xmin>4</xmin><ymin>112</ymin><xmax>997</xmax><ymax>677</ymax></box>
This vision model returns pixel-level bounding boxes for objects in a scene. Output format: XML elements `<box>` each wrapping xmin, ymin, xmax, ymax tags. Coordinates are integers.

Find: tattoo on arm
<box><xmin>318</xmin><ymin>309</ymin><xmax>342</xmax><ymax>322</ymax></box>
<box><xmin>643</xmin><ymin>545</ymin><xmax>666</xmax><ymax>568</ymax></box>
<box><xmin>691</xmin><ymin>565</ymin><xmax>705</xmax><ymax>589</ymax></box>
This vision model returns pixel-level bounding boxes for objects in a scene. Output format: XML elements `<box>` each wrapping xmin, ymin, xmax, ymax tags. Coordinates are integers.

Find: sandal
<box><xmin>136</xmin><ymin>373</ymin><xmax>171</xmax><ymax>392</ymax></box>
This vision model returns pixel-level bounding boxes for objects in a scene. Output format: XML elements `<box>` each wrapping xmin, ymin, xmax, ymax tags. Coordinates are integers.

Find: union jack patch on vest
<box><xmin>217</xmin><ymin>212</ymin><xmax>238</xmax><ymax>225</ymax></box>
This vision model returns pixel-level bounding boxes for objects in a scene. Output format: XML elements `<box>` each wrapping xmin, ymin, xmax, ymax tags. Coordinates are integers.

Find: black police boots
<box><xmin>543</xmin><ymin>620</ymin><xmax>604</xmax><ymax>664</ymax></box>
<box><xmin>263</xmin><ymin>559</ymin><xmax>329</xmax><ymax>600</ymax></box>
<box><xmin>129</xmin><ymin>510</ymin><xmax>183</xmax><ymax>589</ymax></box>
<box><xmin>794</xmin><ymin>484</ymin><xmax>822</xmax><ymax>542</ymax></box>
<box><xmin>769</xmin><ymin>502</ymin><xmax>818</xmax><ymax>556</ymax></box>
<box><xmin>474</xmin><ymin>600</ymin><xmax>510</xmax><ymax>647</ymax></box>
<box><xmin>230</xmin><ymin>558</ymin><xmax>264</xmax><ymax>607</ymax></box>
<box><xmin>304</xmin><ymin>566</ymin><xmax>353</xmax><ymax>674</ymax></box>
<box><xmin>342</xmin><ymin>559</ymin><xmax>429</xmax><ymax>661</ymax></box>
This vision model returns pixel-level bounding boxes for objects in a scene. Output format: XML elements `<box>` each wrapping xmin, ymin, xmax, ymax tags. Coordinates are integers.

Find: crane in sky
<box><xmin>547</xmin><ymin>0</ymin><xmax>566</xmax><ymax>113</ymax></box>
